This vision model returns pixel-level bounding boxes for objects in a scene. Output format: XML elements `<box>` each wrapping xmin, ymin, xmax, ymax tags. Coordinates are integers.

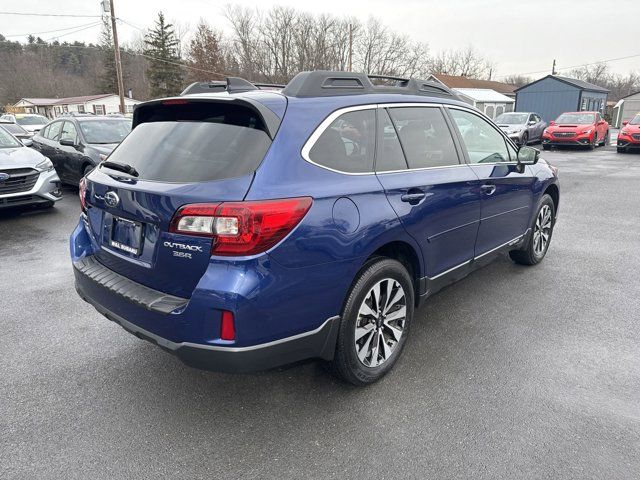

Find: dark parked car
<box><xmin>495</xmin><ymin>112</ymin><xmax>547</xmax><ymax>145</ymax></box>
<box><xmin>71</xmin><ymin>72</ymin><xmax>560</xmax><ymax>385</ymax></box>
<box><xmin>0</xmin><ymin>121</ymin><xmax>34</xmax><ymax>145</ymax></box>
<box><xmin>32</xmin><ymin>115</ymin><xmax>132</xmax><ymax>185</ymax></box>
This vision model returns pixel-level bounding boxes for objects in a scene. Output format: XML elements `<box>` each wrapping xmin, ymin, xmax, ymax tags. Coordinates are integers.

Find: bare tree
<box><xmin>428</xmin><ymin>46</ymin><xmax>493</xmax><ymax>79</ymax></box>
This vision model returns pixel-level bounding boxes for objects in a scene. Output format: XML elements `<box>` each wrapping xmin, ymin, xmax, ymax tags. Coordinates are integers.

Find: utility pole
<box><xmin>552</xmin><ymin>59</ymin><xmax>557</xmax><ymax>75</ymax></box>
<box><xmin>104</xmin><ymin>0</ymin><xmax>126</xmax><ymax>113</ymax></box>
<box><xmin>348</xmin><ymin>23</ymin><xmax>353</xmax><ymax>72</ymax></box>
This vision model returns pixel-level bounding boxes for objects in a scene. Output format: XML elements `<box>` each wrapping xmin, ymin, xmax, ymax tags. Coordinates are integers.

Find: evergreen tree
<box><xmin>144</xmin><ymin>12</ymin><xmax>184</xmax><ymax>98</ymax></box>
<box><xmin>98</xmin><ymin>19</ymin><xmax>118</xmax><ymax>93</ymax></box>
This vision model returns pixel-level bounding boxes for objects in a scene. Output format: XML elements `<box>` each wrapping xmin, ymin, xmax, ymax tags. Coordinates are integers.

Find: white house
<box><xmin>452</xmin><ymin>88</ymin><xmax>515</xmax><ymax>119</ymax></box>
<box><xmin>13</xmin><ymin>94</ymin><xmax>142</xmax><ymax>118</ymax></box>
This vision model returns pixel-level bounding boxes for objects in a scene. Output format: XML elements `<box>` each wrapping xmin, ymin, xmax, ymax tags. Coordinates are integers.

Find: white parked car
<box><xmin>1</xmin><ymin>113</ymin><xmax>50</xmax><ymax>134</ymax></box>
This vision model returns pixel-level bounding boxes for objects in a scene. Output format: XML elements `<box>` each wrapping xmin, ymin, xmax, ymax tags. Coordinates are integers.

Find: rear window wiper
<box><xmin>102</xmin><ymin>160</ymin><xmax>139</xmax><ymax>177</ymax></box>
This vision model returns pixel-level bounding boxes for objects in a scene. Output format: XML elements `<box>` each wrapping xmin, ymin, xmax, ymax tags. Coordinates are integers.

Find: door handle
<box><xmin>400</xmin><ymin>191</ymin><xmax>426</xmax><ymax>203</ymax></box>
<box><xmin>480</xmin><ymin>184</ymin><xmax>496</xmax><ymax>195</ymax></box>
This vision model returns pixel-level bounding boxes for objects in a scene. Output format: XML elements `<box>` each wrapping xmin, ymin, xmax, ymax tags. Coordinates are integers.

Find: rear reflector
<box><xmin>79</xmin><ymin>177</ymin><xmax>87</xmax><ymax>212</ymax></box>
<box><xmin>169</xmin><ymin>197</ymin><xmax>313</xmax><ymax>256</ymax></box>
<box><xmin>220</xmin><ymin>311</ymin><xmax>235</xmax><ymax>340</ymax></box>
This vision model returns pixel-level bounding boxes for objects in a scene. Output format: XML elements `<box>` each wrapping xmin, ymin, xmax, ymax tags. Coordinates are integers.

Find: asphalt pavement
<box><xmin>1</xmin><ymin>144</ymin><xmax>639</xmax><ymax>479</ymax></box>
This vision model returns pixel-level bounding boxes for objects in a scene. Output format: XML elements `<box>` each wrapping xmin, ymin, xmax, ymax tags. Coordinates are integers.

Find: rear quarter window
<box><xmin>307</xmin><ymin>109</ymin><xmax>376</xmax><ymax>173</ymax></box>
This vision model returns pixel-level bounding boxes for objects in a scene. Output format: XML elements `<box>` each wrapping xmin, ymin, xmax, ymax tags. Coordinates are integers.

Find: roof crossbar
<box><xmin>181</xmin><ymin>78</ymin><xmax>285</xmax><ymax>96</ymax></box>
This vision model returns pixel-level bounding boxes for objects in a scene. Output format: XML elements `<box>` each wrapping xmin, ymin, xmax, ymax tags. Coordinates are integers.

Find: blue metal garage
<box><xmin>515</xmin><ymin>75</ymin><xmax>609</xmax><ymax>122</ymax></box>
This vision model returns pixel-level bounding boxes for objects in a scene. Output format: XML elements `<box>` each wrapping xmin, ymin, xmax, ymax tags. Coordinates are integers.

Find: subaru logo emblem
<box><xmin>0</xmin><ymin>173</ymin><xmax>9</xmax><ymax>183</ymax></box>
<box><xmin>104</xmin><ymin>191</ymin><xmax>120</xmax><ymax>208</ymax></box>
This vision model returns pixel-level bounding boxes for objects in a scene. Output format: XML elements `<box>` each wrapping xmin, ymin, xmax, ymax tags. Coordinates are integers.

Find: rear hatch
<box><xmin>83</xmin><ymin>97</ymin><xmax>283</xmax><ymax>298</ymax></box>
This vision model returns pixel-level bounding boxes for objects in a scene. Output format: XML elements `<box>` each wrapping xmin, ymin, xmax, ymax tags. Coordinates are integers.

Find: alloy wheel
<box><xmin>533</xmin><ymin>204</ymin><xmax>552</xmax><ymax>257</ymax></box>
<box><xmin>354</xmin><ymin>278</ymin><xmax>406</xmax><ymax>368</ymax></box>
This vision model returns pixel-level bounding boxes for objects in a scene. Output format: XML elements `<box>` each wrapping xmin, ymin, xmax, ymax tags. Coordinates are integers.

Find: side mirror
<box><xmin>517</xmin><ymin>146</ymin><xmax>540</xmax><ymax>167</ymax></box>
<box><xmin>528</xmin><ymin>120</ymin><xmax>536</xmax><ymax>126</ymax></box>
<box><xmin>622</xmin><ymin>121</ymin><xmax>628</xmax><ymax>126</ymax></box>
<box><xmin>549</xmin><ymin>121</ymin><xmax>556</xmax><ymax>126</ymax></box>
<box><xmin>59</xmin><ymin>138</ymin><xmax>76</xmax><ymax>147</ymax></box>
<box><xmin>21</xmin><ymin>138</ymin><xmax>33</xmax><ymax>147</ymax></box>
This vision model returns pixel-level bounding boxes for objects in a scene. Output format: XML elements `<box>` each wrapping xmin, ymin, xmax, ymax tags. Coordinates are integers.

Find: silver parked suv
<box><xmin>0</xmin><ymin>127</ymin><xmax>62</xmax><ymax>209</ymax></box>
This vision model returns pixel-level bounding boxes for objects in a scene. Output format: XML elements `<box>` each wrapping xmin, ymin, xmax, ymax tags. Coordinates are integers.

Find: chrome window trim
<box><xmin>300</xmin><ymin>104</ymin><xmax>378</xmax><ymax>176</ymax></box>
<box><xmin>301</xmin><ymin>102</ymin><xmax>467</xmax><ymax>176</ymax></box>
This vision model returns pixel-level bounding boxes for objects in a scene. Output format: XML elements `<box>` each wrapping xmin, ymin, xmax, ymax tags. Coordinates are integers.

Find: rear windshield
<box><xmin>79</xmin><ymin>120</ymin><xmax>131</xmax><ymax>144</ymax></box>
<box><xmin>1</xmin><ymin>123</ymin><xmax>27</xmax><ymax>135</ymax></box>
<box><xmin>16</xmin><ymin>115</ymin><xmax>48</xmax><ymax>126</ymax></box>
<box><xmin>104</xmin><ymin>103</ymin><xmax>271</xmax><ymax>183</ymax></box>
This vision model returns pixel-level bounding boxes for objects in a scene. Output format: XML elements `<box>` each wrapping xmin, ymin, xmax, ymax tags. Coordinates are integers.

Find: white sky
<box><xmin>3</xmin><ymin>0</ymin><xmax>639</xmax><ymax>80</ymax></box>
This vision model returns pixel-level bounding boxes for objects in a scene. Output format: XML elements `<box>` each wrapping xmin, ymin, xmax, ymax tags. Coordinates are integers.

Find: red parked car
<box><xmin>617</xmin><ymin>113</ymin><xmax>640</xmax><ymax>153</ymax></box>
<box><xmin>541</xmin><ymin>111</ymin><xmax>609</xmax><ymax>150</ymax></box>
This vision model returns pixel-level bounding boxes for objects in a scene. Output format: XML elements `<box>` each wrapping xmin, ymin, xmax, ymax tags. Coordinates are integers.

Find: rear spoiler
<box><xmin>132</xmin><ymin>96</ymin><xmax>282</xmax><ymax>139</ymax></box>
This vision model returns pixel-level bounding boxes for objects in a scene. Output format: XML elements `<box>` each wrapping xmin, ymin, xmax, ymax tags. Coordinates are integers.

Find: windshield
<box><xmin>79</xmin><ymin>120</ymin><xmax>132</xmax><ymax>144</ymax></box>
<box><xmin>630</xmin><ymin>114</ymin><xmax>640</xmax><ymax>125</ymax></box>
<box><xmin>555</xmin><ymin>113</ymin><xmax>595</xmax><ymax>124</ymax></box>
<box><xmin>0</xmin><ymin>128</ymin><xmax>22</xmax><ymax>148</ymax></box>
<box><xmin>16</xmin><ymin>115</ymin><xmax>48</xmax><ymax>126</ymax></box>
<box><xmin>495</xmin><ymin>113</ymin><xmax>528</xmax><ymax>124</ymax></box>
<box><xmin>1</xmin><ymin>123</ymin><xmax>28</xmax><ymax>135</ymax></box>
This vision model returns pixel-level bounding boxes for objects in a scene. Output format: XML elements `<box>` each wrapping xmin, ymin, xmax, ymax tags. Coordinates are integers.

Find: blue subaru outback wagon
<box><xmin>71</xmin><ymin>71</ymin><xmax>559</xmax><ymax>385</ymax></box>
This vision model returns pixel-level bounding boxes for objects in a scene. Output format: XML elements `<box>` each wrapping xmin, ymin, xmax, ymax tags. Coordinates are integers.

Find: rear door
<box><xmin>33</xmin><ymin>120</ymin><xmax>62</xmax><ymax>164</ymax></box>
<box><xmin>375</xmin><ymin>105</ymin><xmax>481</xmax><ymax>278</ymax></box>
<box><xmin>83</xmin><ymin>99</ymin><xmax>282</xmax><ymax>298</ymax></box>
<box><xmin>447</xmin><ymin>107</ymin><xmax>535</xmax><ymax>256</ymax></box>
<box><xmin>58</xmin><ymin>121</ymin><xmax>83</xmax><ymax>183</ymax></box>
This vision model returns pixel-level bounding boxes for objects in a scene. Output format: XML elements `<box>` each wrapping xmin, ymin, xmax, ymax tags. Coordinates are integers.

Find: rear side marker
<box><xmin>220</xmin><ymin>311</ymin><xmax>235</xmax><ymax>341</ymax></box>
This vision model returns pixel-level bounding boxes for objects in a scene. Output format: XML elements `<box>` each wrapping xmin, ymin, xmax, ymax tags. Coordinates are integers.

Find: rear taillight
<box><xmin>79</xmin><ymin>177</ymin><xmax>87</xmax><ymax>212</ymax></box>
<box><xmin>169</xmin><ymin>197</ymin><xmax>313</xmax><ymax>256</ymax></box>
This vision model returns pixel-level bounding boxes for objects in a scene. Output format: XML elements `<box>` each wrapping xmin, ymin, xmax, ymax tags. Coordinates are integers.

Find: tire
<box><xmin>588</xmin><ymin>134</ymin><xmax>596</xmax><ymax>150</ymax></box>
<box><xmin>521</xmin><ymin>132</ymin><xmax>529</xmax><ymax>146</ymax></box>
<box><xmin>599</xmin><ymin>130</ymin><xmax>609</xmax><ymax>147</ymax></box>
<box><xmin>542</xmin><ymin>144</ymin><xmax>550</xmax><ymax>151</ymax></box>
<box><xmin>509</xmin><ymin>194</ymin><xmax>555</xmax><ymax>266</ymax></box>
<box><xmin>330</xmin><ymin>258</ymin><xmax>414</xmax><ymax>386</ymax></box>
<box><xmin>617</xmin><ymin>147</ymin><xmax>626</xmax><ymax>154</ymax></box>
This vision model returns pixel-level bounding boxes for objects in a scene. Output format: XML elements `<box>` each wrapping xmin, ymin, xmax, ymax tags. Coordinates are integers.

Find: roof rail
<box><xmin>282</xmin><ymin>71</ymin><xmax>457</xmax><ymax>99</ymax></box>
<box><xmin>181</xmin><ymin>78</ymin><xmax>286</xmax><ymax>96</ymax></box>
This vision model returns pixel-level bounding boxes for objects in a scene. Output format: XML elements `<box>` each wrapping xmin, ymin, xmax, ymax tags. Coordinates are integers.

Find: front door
<box><xmin>447</xmin><ymin>107</ymin><xmax>535</xmax><ymax>256</ymax></box>
<box><xmin>375</xmin><ymin>106</ymin><xmax>481</xmax><ymax>278</ymax></box>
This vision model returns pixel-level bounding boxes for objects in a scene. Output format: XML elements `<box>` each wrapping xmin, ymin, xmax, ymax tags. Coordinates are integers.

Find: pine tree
<box><xmin>98</xmin><ymin>18</ymin><xmax>118</xmax><ymax>94</ymax></box>
<box><xmin>144</xmin><ymin>12</ymin><xmax>184</xmax><ymax>98</ymax></box>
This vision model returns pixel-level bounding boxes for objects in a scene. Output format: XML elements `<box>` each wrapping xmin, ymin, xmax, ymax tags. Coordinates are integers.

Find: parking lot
<box><xmin>1</xmin><ymin>144</ymin><xmax>639</xmax><ymax>479</ymax></box>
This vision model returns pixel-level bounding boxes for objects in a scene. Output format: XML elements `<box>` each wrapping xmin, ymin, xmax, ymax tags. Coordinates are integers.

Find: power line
<box><xmin>45</xmin><ymin>22</ymin><xmax>103</xmax><ymax>42</ymax></box>
<box><xmin>0</xmin><ymin>11</ymin><xmax>102</xmax><ymax>18</ymax></box>
<box><xmin>497</xmin><ymin>53</ymin><xmax>640</xmax><ymax>79</ymax></box>
<box><xmin>4</xmin><ymin>21</ymin><xmax>102</xmax><ymax>38</ymax></box>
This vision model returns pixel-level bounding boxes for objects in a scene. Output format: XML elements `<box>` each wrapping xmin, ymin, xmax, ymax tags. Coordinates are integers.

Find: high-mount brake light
<box><xmin>169</xmin><ymin>197</ymin><xmax>313</xmax><ymax>256</ymax></box>
<box><xmin>161</xmin><ymin>99</ymin><xmax>189</xmax><ymax>105</ymax></box>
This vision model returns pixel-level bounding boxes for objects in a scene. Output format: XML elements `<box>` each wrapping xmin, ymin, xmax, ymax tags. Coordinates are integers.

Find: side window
<box><xmin>376</xmin><ymin>109</ymin><xmax>408</xmax><ymax>172</ymax></box>
<box><xmin>449</xmin><ymin>108</ymin><xmax>510</xmax><ymax>164</ymax></box>
<box><xmin>528</xmin><ymin>114</ymin><xmax>536</xmax><ymax>123</ymax></box>
<box><xmin>388</xmin><ymin>107</ymin><xmax>459</xmax><ymax>169</ymax></box>
<box><xmin>40</xmin><ymin>125</ymin><xmax>49</xmax><ymax>138</ymax></box>
<box><xmin>308</xmin><ymin>109</ymin><xmax>375</xmax><ymax>173</ymax></box>
<box><xmin>46</xmin><ymin>121</ymin><xmax>63</xmax><ymax>140</ymax></box>
<box><xmin>60</xmin><ymin>121</ymin><xmax>78</xmax><ymax>144</ymax></box>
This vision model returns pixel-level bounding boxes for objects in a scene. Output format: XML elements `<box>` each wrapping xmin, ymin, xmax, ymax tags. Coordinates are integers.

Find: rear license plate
<box><xmin>110</xmin><ymin>216</ymin><xmax>143</xmax><ymax>255</ymax></box>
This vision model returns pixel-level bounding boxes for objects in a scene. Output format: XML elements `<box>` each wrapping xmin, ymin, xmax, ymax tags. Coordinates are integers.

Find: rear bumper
<box><xmin>73</xmin><ymin>257</ymin><xmax>340</xmax><ymax>373</ymax></box>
